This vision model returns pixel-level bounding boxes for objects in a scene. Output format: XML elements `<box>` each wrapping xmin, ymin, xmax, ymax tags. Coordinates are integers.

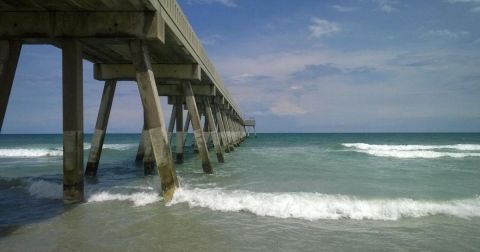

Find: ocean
<box><xmin>0</xmin><ymin>133</ymin><xmax>479</xmax><ymax>251</ymax></box>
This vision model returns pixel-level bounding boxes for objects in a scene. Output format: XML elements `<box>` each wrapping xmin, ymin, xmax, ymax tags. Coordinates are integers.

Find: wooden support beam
<box><xmin>85</xmin><ymin>80</ymin><xmax>116</xmax><ymax>176</ymax></box>
<box><xmin>213</xmin><ymin>105</ymin><xmax>230</xmax><ymax>153</ymax></box>
<box><xmin>94</xmin><ymin>64</ymin><xmax>201</xmax><ymax>81</ymax></box>
<box><xmin>204</xmin><ymin>99</ymin><xmax>224</xmax><ymax>163</ymax></box>
<box><xmin>62</xmin><ymin>39</ymin><xmax>84</xmax><ymax>204</ymax></box>
<box><xmin>175</xmin><ymin>97</ymin><xmax>184</xmax><ymax>164</ymax></box>
<box><xmin>183</xmin><ymin>81</ymin><xmax>213</xmax><ymax>173</ymax></box>
<box><xmin>0</xmin><ymin>12</ymin><xmax>164</xmax><ymax>41</ymax></box>
<box><xmin>129</xmin><ymin>40</ymin><xmax>177</xmax><ymax>201</ymax></box>
<box><xmin>0</xmin><ymin>40</ymin><xmax>21</xmax><ymax>132</ymax></box>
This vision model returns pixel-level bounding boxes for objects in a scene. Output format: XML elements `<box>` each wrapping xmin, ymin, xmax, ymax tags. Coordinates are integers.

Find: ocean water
<box><xmin>0</xmin><ymin>133</ymin><xmax>479</xmax><ymax>251</ymax></box>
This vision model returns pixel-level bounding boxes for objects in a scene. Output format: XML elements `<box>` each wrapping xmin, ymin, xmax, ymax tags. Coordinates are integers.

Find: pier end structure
<box><xmin>244</xmin><ymin>118</ymin><xmax>256</xmax><ymax>137</ymax></box>
<box><xmin>0</xmin><ymin>0</ymin><xmax>248</xmax><ymax>203</ymax></box>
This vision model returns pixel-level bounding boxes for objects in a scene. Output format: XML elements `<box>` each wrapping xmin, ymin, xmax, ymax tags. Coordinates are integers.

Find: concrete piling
<box><xmin>183</xmin><ymin>81</ymin><xmax>213</xmax><ymax>173</ymax></box>
<box><xmin>0</xmin><ymin>41</ymin><xmax>21</xmax><ymax>133</ymax></box>
<box><xmin>222</xmin><ymin>110</ymin><xmax>236</xmax><ymax>150</ymax></box>
<box><xmin>62</xmin><ymin>39</ymin><xmax>84</xmax><ymax>204</ymax></box>
<box><xmin>214</xmin><ymin>106</ymin><xmax>231</xmax><ymax>152</ymax></box>
<box><xmin>204</xmin><ymin>99</ymin><xmax>225</xmax><ymax>163</ymax></box>
<box><xmin>129</xmin><ymin>40</ymin><xmax>178</xmax><ymax>201</ymax></box>
<box><xmin>167</xmin><ymin>104</ymin><xmax>176</xmax><ymax>144</ymax></box>
<box><xmin>85</xmin><ymin>80</ymin><xmax>116</xmax><ymax>176</ymax></box>
<box><xmin>183</xmin><ymin>113</ymin><xmax>191</xmax><ymax>148</ymax></box>
<box><xmin>1</xmin><ymin>1</ymin><xmax>250</xmax><ymax>205</ymax></box>
<box><xmin>175</xmin><ymin>97</ymin><xmax>184</xmax><ymax>164</ymax></box>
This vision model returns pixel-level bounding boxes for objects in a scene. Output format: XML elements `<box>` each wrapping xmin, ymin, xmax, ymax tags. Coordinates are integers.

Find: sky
<box><xmin>3</xmin><ymin>0</ymin><xmax>480</xmax><ymax>133</ymax></box>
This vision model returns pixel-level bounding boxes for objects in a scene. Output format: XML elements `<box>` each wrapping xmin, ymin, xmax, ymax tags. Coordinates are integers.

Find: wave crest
<box><xmin>342</xmin><ymin>143</ymin><xmax>480</xmax><ymax>159</ymax></box>
<box><xmin>0</xmin><ymin>148</ymin><xmax>63</xmax><ymax>158</ymax></box>
<box><xmin>87</xmin><ymin>191</ymin><xmax>161</xmax><ymax>207</ymax></box>
<box><xmin>169</xmin><ymin>187</ymin><xmax>480</xmax><ymax>221</ymax></box>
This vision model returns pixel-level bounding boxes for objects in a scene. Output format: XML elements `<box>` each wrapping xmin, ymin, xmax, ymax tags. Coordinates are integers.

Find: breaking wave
<box><xmin>169</xmin><ymin>187</ymin><xmax>480</xmax><ymax>221</ymax></box>
<box><xmin>19</xmin><ymin>180</ymin><xmax>480</xmax><ymax>220</ymax></box>
<box><xmin>88</xmin><ymin>191</ymin><xmax>161</xmax><ymax>207</ymax></box>
<box><xmin>0</xmin><ymin>144</ymin><xmax>136</xmax><ymax>158</ymax></box>
<box><xmin>0</xmin><ymin>148</ymin><xmax>63</xmax><ymax>158</ymax></box>
<box><xmin>24</xmin><ymin>179</ymin><xmax>160</xmax><ymax>207</ymax></box>
<box><xmin>342</xmin><ymin>143</ymin><xmax>480</xmax><ymax>159</ymax></box>
<box><xmin>28</xmin><ymin>180</ymin><xmax>63</xmax><ymax>199</ymax></box>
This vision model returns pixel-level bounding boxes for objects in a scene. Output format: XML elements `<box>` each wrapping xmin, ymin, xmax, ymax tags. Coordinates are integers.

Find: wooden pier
<box><xmin>0</xmin><ymin>0</ymin><xmax>247</xmax><ymax>203</ymax></box>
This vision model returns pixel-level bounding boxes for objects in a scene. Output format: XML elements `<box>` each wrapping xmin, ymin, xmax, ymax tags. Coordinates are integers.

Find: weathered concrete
<box><xmin>221</xmin><ymin>109</ymin><xmax>235</xmax><ymax>151</ymax></box>
<box><xmin>62</xmin><ymin>39</ymin><xmax>84</xmax><ymax>204</ymax></box>
<box><xmin>204</xmin><ymin>99</ymin><xmax>224</xmax><ymax>163</ymax></box>
<box><xmin>95</xmin><ymin>63</ymin><xmax>201</xmax><ymax>81</ymax></box>
<box><xmin>203</xmin><ymin>114</ymin><xmax>210</xmax><ymax>149</ymax></box>
<box><xmin>175</xmin><ymin>97</ymin><xmax>184</xmax><ymax>164</ymax></box>
<box><xmin>167</xmin><ymin>104</ymin><xmax>176</xmax><ymax>144</ymax></box>
<box><xmin>0</xmin><ymin>11</ymin><xmax>165</xmax><ymax>41</ymax></box>
<box><xmin>136</xmin><ymin>115</ymin><xmax>155</xmax><ymax>174</ymax></box>
<box><xmin>135</xmin><ymin>124</ymin><xmax>146</xmax><ymax>164</ymax></box>
<box><xmin>183</xmin><ymin>113</ymin><xmax>191</xmax><ymax>147</ymax></box>
<box><xmin>0</xmin><ymin>40</ymin><xmax>21</xmax><ymax>133</ymax></box>
<box><xmin>85</xmin><ymin>80</ymin><xmax>116</xmax><ymax>176</ymax></box>
<box><xmin>183</xmin><ymin>81</ymin><xmax>213</xmax><ymax>173</ymax></box>
<box><xmin>130</xmin><ymin>40</ymin><xmax>177</xmax><ymax>201</ymax></box>
<box><xmin>214</xmin><ymin>105</ymin><xmax>231</xmax><ymax>153</ymax></box>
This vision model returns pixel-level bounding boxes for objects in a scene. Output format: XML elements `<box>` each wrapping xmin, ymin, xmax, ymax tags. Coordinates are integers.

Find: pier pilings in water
<box><xmin>85</xmin><ymin>80</ymin><xmax>116</xmax><ymax>176</ymax></box>
<box><xmin>62</xmin><ymin>39</ymin><xmax>85</xmax><ymax>204</ymax></box>
<box><xmin>0</xmin><ymin>0</ymin><xmax>249</xmax><ymax>203</ymax></box>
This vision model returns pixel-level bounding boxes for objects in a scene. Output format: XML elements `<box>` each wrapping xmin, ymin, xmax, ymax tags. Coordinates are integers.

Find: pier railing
<box><xmin>158</xmin><ymin>0</ymin><xmax>241</xmax><ymax>116</ymax></box>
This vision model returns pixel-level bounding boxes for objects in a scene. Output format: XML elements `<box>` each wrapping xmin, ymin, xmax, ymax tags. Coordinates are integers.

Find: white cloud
<box><xmin>424</xmin><ymin>29</ymin><xmax>469</xmax><ymax>39</ymax></box>
<box><xmin>201</xmin><ymin>34</ymin><xmax>222</xmax><ymax>46</ymax></box>
<box><xmin>374</xmin><ymin>0</ymin><xmax>399</xmax><ymax>12</ymax></box>
<box><xmin>447</xmin><ymin>0</ymin><xmax>480</xmax><ymax>3</ymax></box>
<box><xmin>271</xmin><ymin>100</ymin><xmax>307</xmax><ymax>116</ymax></box>
<box><xmin>446</xmin><ymin>0</ymin><xmax>480</xmax><ymax>12</ymax></box>
<box><xmin>309</xmin><ymin>18</ymin><xmax>341</xmax><ymax>39</ymax></box>
<box><xmin>187</xmin><ymin>0</ymin><xmax>237</xmax><ymax>7</ymax></box>
<box><xmin>332</xmin><ymin>5</ymin><xmax>357</xmax><ymax>12</ymax></box>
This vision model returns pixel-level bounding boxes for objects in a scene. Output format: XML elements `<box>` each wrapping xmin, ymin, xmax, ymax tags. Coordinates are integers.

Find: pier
<box><xmin>0</xmin><ymin>0</ymin><xmax>248</xmax><ymax>203</ymax></box>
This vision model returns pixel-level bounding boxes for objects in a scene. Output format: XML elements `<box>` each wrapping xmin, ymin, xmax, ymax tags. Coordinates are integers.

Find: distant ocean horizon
<box><xmin>1</xmin><ymin>133</ymin><xmax>479</xmax><ymax>251</ymax></box>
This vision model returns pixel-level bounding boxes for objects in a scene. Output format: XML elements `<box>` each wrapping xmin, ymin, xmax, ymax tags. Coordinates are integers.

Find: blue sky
<box><xmin>3</xmin><ymin>0</ymin><xmax>480</xmax><ymax>133</ymax></box>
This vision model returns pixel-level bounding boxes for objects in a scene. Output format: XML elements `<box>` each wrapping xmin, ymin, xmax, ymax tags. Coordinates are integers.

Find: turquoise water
<box><xmin>1</xmin><ymin>133</ymin><xmax>479</xmax><ymax>251</ymax></box>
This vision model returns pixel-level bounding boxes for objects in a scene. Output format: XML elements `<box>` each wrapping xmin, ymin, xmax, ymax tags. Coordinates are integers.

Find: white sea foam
<box><xmin>84</xmin><ymin>143</ymin><xmax>136</xmax><ymax>151</ymax></box>
<box><xmin>28</xmin><ymin>180</ymin><xmax>63</xmax><ymax>199</ymax></box>
<box><xmin>342</xmin><ymin>143</ymin><xmax>480</xmax><ymax>159</ymax></box>
<box><xmin>169</xmin><ymin>187</ymin><xmax>480</xmax><ymax>221</ymax></box>
<box><xmin>26</xmin><ymin>179</ymin><xmax>160</xmax><ymax>206</ymax></box>
<box><xmin>0</xmin><ymin>148</ymin><xmax>63</xmax><ymax>158</ymax></box>
<box><xmin>87</xmin><ymin>191</ymin><xmax>161</xmax><ymax>206</ymax></box>
<box><xmin>0</xmin><ymin>143</ymin><xmax>136</xmax><ymax>158</ymax></box>
<box><xmin>342</xmin><ymin>143</ymin><xmax>480</xmax><ymax>151</ymax></box>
